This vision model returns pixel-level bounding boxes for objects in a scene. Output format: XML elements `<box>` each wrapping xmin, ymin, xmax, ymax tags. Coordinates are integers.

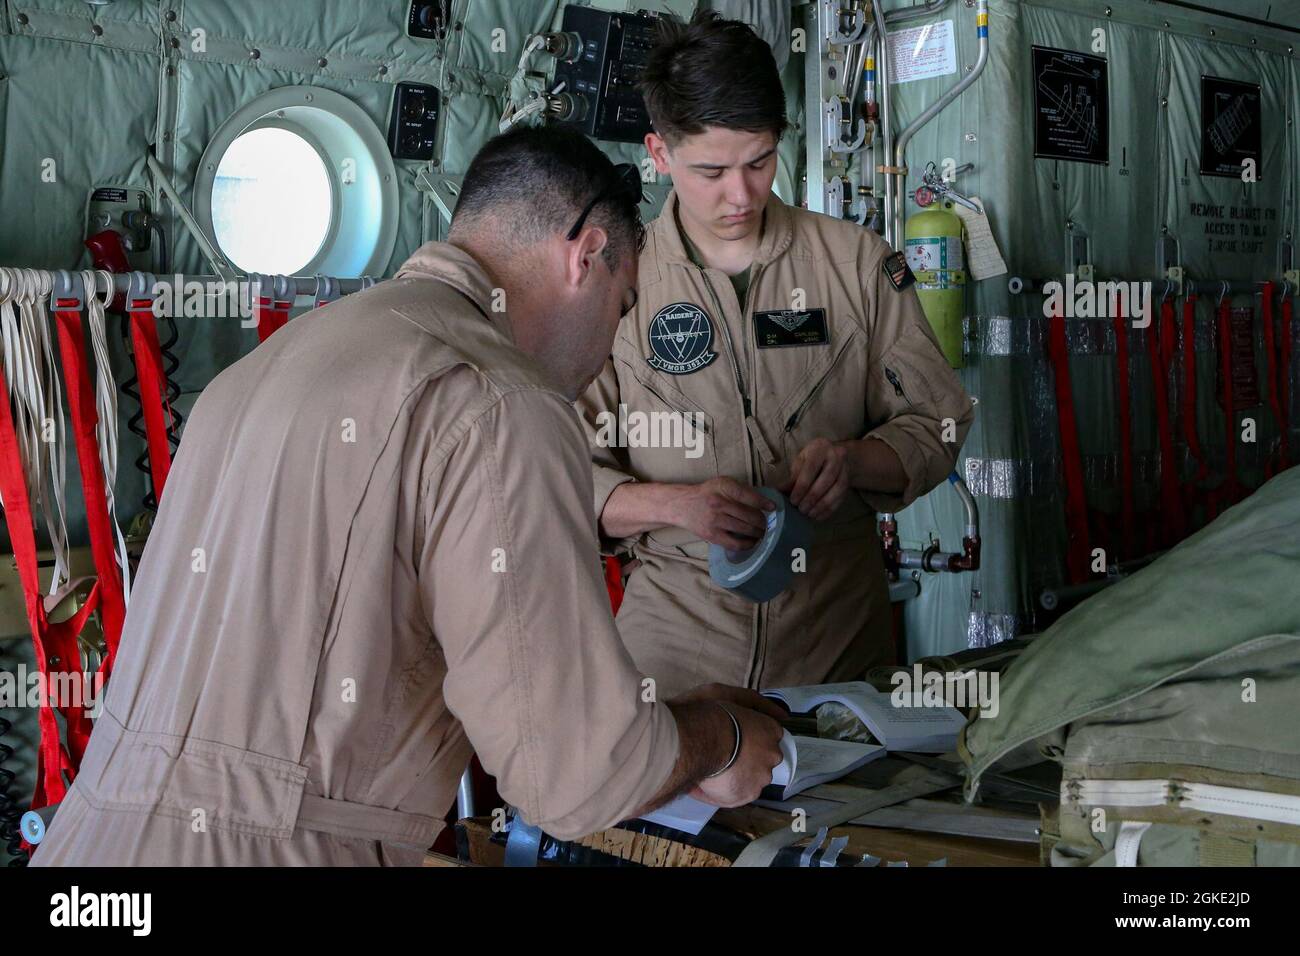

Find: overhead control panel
<box><xmin>387</xmin><ymin>82</ymin><xmax>440</xmax><ymax>161</ymax></box>
<box><xmin>551</xmin><ymin>7</ymin><xmax>660</xmax><ymax>144</ymax></box>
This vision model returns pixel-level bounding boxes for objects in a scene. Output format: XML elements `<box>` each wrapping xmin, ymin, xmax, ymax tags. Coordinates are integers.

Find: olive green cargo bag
<box><xmin>960</xmin><ymin>468</ymin><xmax>1300</xmax><ymax>866</ymax></box>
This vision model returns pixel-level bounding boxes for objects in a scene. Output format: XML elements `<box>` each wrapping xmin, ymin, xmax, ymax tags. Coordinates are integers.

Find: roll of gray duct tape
<box><xmin>708</xmin><ymin>488</ymin><xmax>811</xmax><ymax>603</ymax></box>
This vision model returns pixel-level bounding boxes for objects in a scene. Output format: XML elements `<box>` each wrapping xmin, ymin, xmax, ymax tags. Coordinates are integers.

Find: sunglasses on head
<box><xmin>565</xmin><ymin>163</ymin><xmax>644</xmax><ymax>241</ymax></box>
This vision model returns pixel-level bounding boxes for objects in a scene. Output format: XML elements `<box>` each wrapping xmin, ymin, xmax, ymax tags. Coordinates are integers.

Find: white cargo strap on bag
<box><xmin>82</xmin><ymin>270</ymin><xmax>132</xmax><ymax>603</ymax></box>
<box><xmin>1069</xmin><ymin>778</ymin><xmax>1300</xmax><ymax>827</ymax></box>
<box><xmin>1114</xmin><ymin>821</ymin><xmax>1152</xmax><ymax>867</ymax></box>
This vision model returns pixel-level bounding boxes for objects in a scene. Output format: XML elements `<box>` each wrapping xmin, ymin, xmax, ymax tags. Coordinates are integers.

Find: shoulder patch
<box><xmin>646</xmin><ymin>302</ymin><xmax>718</xmax><ymax>375</ymax></box>
<box><xmin>882</xmin><ymin>251</ymin><xmax>916</xmax><ymax>291</ymax></box>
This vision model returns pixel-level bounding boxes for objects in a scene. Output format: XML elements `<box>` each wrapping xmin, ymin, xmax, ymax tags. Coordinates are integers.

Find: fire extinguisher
<box><xmin>904</xmin><ymin>199</ymin><xmax>967</xmax><ymax>369</ymax></box>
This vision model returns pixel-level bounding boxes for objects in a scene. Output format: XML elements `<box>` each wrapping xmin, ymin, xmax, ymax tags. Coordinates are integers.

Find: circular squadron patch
<box><xmin>647</xmin><ymin>302</ymin><xmax>718</xmax><ymax>375</ymax></box>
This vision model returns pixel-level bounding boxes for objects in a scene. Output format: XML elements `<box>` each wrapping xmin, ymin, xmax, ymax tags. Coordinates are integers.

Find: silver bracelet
<box><xmin>704</xmin><ymin>703</ymin><xmax>742</xmax><ymax>778</ymax></box>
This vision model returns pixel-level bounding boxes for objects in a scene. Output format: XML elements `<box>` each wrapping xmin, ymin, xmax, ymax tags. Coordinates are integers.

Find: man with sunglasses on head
<box><xmin>578</xmin><ymin>13</ymin><xmax>975</xmax><ymax>699</ymax></box>
<box><xmin>32</xmin><ymin>125</ymin><xmax>783</xmax><ymax>868</ymax></box>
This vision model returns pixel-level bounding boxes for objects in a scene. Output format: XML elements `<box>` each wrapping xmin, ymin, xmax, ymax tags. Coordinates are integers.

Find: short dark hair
<box><xmin>639</xmin><ymin>11</ymin><xmax>788</xmax><ymax>146</ymax></box>
<box><xmin>450</xmin><ymin>125</ymin><xmax>645</xmax><ymax>270</ymax></box>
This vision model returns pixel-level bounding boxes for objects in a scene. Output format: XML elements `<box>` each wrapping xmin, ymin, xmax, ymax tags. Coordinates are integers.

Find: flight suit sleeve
<box><xmin>576</xmin><ymin>356</ymin><xmax>638</xmax><ymax>553</ymax></box>
<box><xmin>420</xmin><ymin>386</ymin><xmax>679</xmax><ymax>841</ymax></box>
<box><xmin>859</xmin><ymin>241</ymin><xmax>976</xmax><ymax>512</ymax></box>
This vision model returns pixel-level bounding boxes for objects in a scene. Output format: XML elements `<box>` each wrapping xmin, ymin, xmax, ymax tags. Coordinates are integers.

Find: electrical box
<box><xmin>85</xmin><ymin>186</ymin><xmax>151</xmax><ymax>252</ymax></box>
<box><xmin>407</xmin><ymin>1</ymin><xmax>449</xmax><ymax>40</ymax></box>
<box><xmin>552</xmin><ymin>7</ymin><xmax>659</xmax><ymax>144</ymax></box>
<box><xmin>387</xmin><ymin>82</ymin><xmax>441</xmax><ymax>161</ymax></box>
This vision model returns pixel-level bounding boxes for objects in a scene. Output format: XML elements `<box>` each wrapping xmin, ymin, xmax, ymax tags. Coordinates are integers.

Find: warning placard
<box><xmin>1032</xmin><ymin>45</ymin><xmax>1109</xmax><ymax>165</ymax></box>
<box><xmin>1200</xmin><ymin>75</ymin><xmax>1261</xmax><ymax>179</ymax></box>
<box><xmin>887</xmin><ymin>20</ymin><xmax>957</xmax><ymax>85</ymax></box>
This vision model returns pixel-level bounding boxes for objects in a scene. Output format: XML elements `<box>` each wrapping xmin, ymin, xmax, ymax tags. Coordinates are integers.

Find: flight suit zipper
<box><xmin>699</xmin><ymin>263</ymin><xmax>776</xmax><ymax>690</ymax></box>
<box><xmin>885</xmin><ymin>366</ymin><xmax>912</xmax><ymax>406</ymax></box>
<box><xmin>739</xmin><ymin>264</ymin><xmax>771</xmax><ymax>691</ymax></box>
<box><xmin>785</xmin><ymin>336</ymin><xmax>855</xmax><ymax>432</ymax></box>
<box><xmin>697</xmin><ymin>272</ymin><xmax>750</xmax><ymax>426</ymax></box>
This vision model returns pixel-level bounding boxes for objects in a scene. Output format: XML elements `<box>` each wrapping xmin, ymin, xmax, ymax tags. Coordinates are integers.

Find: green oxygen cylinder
<box><xmin>904</xmin><ymin>202</ymin><xmax>967</xmax><ymax>368</ymax></box>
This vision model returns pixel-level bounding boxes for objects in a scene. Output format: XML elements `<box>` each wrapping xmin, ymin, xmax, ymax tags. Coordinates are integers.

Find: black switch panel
<box><xmin>407</xmin><ymin>1</ymin><xmax>448</xmax><ymax>40</ymax></box>
<box><xmin>388</xmin><ymin>82</ymin><xmax>440</xmax><ymax>161</ymax></box>
<box><xmin>552</xmin><ymin>7</ymin><xmax>660</xmax><ymax>144</ymax></box>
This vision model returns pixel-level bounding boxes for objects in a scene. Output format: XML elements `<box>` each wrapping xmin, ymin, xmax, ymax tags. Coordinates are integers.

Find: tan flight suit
<box><xmin>32</xmin><ymin>243</ymin><xmax>679</xmax><ymax>867</ymax></box>
<box><xmin>579</xmin><ymin>192</ymin><xmax>974</xmax><ymax>699</ymax></box>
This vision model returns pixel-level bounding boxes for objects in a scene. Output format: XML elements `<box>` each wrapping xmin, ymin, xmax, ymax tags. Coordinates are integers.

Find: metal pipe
<box><xmin>855</xmin><ymin>24</ymin><xmax>876</xmax><ymax>108</ymax></box>
<box><xmin>4</xmin><ymin>268</ymin><xmax>377</xmax><ymax>304</ymax></box>
<box><xmin>145</xmin><ymin>153</ymin><xmax>237</xmax><ymax>284</ymax></box>
<box><xmin>1039</xmin><ymin>550</ymin><xmax>1164</xmax><ymax>611</ymax></box>
<box><xmin>1039</xmin><ymin>578</ymin><xmax>1109</xmax><ymax>612</ymax></box>
<box><xmin>456</xmin><ymin>766</ymin><xmax>476</xmax><ymax>819</ymax></box>
<box><xmin>870</xmin><ymin>0</ymin><xmax>894</xmax><ymax>246</ymax></box>
<box><xmin>877</xmin><ymin>472</ymin><xmax>980</xmax><ymax>576</ymax></box>
<box><xmin>849</xmin><ymin>0</ymin><xmax>952</xmax><ymax>105</ymax></box>
<box><xmin>891</xmin><ymin>0</ymin><xmax>990</xmax><ymax>246</ymax></box>
<box><xmin>119</xmin><ymin>272</ymin><xmax>372</xmax><ymax>297</ymax></box>
<box><xmin>1008</xmin><ymin>276</ymin><xmax>1271</xmax><ymax>296</ymax></box>
<box><xmin>950</xmin><ymin>471</ymin><xmax>979</xmax><ymax>541</ymax></box>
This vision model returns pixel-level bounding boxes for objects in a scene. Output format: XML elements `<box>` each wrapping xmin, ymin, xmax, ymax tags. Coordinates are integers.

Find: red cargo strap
<box><xmin>255</xmin><ymin>277</ymin><xmax>292</xmax><ymax>342</ymax></box>
<box><xmin>1259</xmin><ymin>282</ymin><xmax>1288</xmax><ymax>477</ymax></box>
<box><xmin>128</xmin><ymin>295</ymin><xmax>174</xmax><ymax>501</ymax></box>
<box><xmin>1113</xmin><ymin>301</ymin><xmax>1136</xmax><ymax>557</ymax></box>
<box><xmin>1149</xmin><ymin>298</ymin><xmax>1184</xmax><ymax>545</ymax></box>
<box><xmin>1180</xmin><ymin>295</ymin><xmax>1208</xmax><ymax>511</ymax></box>
<box><xmin>1213</xmin><ymin>296</ymin><xmax>1240</xmax><ymax>517</ymax></box>
<box><xmin>603</xmin><ymin>556</ymin><xmax>624</xmax><ymax>615</ymax></box>
<box><xmin>0</xmin><ymin>361</ymin><xmax>79</xmax><ymax>808</ymax></box>
<box><xmin>52</xmin><ymin>299</ymin><xmax>126</xmax><ymax>673</ymax></box>
<box><xmin>1047</xmin><ymin>306</ymin><xmax>1091</xmax><ymax>583</ymax></box>
<box><xmin>1283</xmin><ymin>295</ymin><xmax>1295</xmax><ymax>466</ymax></box>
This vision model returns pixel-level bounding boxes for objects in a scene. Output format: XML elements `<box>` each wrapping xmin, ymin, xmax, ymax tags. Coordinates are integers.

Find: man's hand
<box><xmin>688</xmin><ymin>704</ymin><xmax>785</xmax><ymax>808</ymax></box>
<box><xmin>678</xmin><ymin>477</ymin><xmax>775</xmax><ymax>551</ymax></box>
<box><xmin>779</xmin><ymin>437</ymin><xmax>850</xmax><ymax>521</ymax></box>
<box><xmin>670</xmin><ymin>682</ymin><xmax>789</xmax><ymax>722</ymax></box>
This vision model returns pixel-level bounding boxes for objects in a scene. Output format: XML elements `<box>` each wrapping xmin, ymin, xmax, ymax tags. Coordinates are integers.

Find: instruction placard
<box><xmin>887</xmin><ymin>20</ymin><xmax>957</xmax><ymax>85</ymax></box>
<box><xmin>1032</xmin><ymin>46</ymin><xmax>1109</xmax><ymax>165</ymax></box>
<box><xmin>1200</xmin><ymin>75</ymin><xmax>1261</xmax><ymax>179</ymax></box>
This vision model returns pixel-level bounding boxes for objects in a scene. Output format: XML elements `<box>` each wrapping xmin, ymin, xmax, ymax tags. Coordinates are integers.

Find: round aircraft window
<box><xmin>196</xmin><ymin>87</ymin><xmax>399</xmax><ymax>279</ymax></box>
<box><xmin>211</xmin><ymin>127</ymin><xmax>333</xmax><ymax>274</ymax></box>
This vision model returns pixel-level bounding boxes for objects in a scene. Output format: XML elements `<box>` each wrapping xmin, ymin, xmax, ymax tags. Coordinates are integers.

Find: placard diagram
<box><xmin>1033</xmin><ymin>46</ymin><xmax>1109</xmax><ymax>165</ymax></box>
<box><xmin>1200</xmin><ymin>75</ymin><xmax>1261</xmax><ymax>179</ymax></box>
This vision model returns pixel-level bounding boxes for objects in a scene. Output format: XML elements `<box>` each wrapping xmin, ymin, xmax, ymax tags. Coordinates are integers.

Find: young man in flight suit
<box><xmin>579</xmin><ymin>13</ymin><xmax>975</xmax><ymax>699</ymax></box>
<box><xmin>32</xmin><ymin>126</ymin><xmax>784</xmax><ymax>867</ymax></box>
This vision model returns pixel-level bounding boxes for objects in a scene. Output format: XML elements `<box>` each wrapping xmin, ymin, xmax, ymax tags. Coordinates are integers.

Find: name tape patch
<box><xmin>753</xmin><ymin>308</ymin><xmax>830</xmax><ymax>348</ymax></box>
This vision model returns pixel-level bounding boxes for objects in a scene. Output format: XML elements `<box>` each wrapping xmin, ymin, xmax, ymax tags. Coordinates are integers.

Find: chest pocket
<box><xmin>611</xmin><ymin>346</ymin><xmax>719</xmax><ymax>483</ymax></box>
<box><xmin>774</xmin><ymin>321</ymin><xmax>867</xmax><ymax>466</ymax></box>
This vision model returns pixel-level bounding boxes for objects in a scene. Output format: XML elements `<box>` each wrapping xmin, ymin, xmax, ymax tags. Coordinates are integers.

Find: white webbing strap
<box><xmin>81</xmin><ymin>270</ymin><xmax>131</xmax><ymax>603</ymax></box>
<box><xmin>1114</xmin><ymin>821</ymin><xmax>1152</xmax><ymax>867</ymax></box>
<box><xmin>0</xmin><ymin>268</ymin><xmax>71</xmax><ymax>596</ymax></box>
<box><xmin>1072</xmin><ymin>778</ymin><xmax>1300</xmax><ymax>828</ymax></box>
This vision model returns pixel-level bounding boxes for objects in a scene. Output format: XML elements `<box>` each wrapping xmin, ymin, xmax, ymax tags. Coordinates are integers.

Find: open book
<box><xmin>764</xmin><ymin>681</ymin><xmax>967</xmax><ymax>754</ymax></box>
<box><xmin>640</xmin><ymin>731</ymin><xmax>883</xmax><ymax>836</ymax></box>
